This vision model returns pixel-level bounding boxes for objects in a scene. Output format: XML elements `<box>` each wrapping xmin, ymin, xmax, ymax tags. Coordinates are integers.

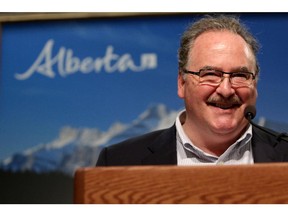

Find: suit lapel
<box><xmin>141</xmin><ymin>125</ymin><xmax>177</xmax><ymax>165</ymax></box>
<box><xmin>252</xmin><ymin>126</ymin><xmax>279</xmax><ymax>162</ymax></box>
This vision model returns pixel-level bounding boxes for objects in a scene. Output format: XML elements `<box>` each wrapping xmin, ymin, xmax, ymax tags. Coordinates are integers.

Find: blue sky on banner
<box><xmin>1</xmin><ymin>14</ymin><xmax>288</xmax><ymax>160</ymax></box>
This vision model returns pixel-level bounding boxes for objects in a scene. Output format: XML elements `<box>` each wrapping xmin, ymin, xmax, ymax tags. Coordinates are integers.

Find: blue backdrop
<box><xmin>1</xmin><ymin>14</ymin><xmax>288</xmax><ymax>174</ymax></box>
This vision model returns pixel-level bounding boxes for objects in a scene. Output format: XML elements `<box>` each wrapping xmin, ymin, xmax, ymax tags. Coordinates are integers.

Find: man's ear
<box><xmin>177</xmin><ymin>73</ymin><xmax>185</xmax><ymax>99</ymax></box>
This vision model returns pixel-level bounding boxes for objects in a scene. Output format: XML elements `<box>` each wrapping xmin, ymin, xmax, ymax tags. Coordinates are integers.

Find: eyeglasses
<box><xmin>182</xmin><ymin>68</ymin><xmax>256</xmax><ymax>87</ymax></box>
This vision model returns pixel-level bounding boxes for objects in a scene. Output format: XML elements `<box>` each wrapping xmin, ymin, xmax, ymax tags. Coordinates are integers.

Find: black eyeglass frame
<box><xmin>181</xmin><ymin>68</ymin><xmax>256</xmax><ymax>86</ymax></box>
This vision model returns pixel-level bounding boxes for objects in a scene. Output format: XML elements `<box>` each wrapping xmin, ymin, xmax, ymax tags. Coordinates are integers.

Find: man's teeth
<box><xmin>214</xmin><ymin>103</ymin><xmax>234</xmax><ymax>109</ymax></box>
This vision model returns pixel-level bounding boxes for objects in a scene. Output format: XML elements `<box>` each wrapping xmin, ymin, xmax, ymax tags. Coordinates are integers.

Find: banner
<box><xmin>1</xmin><ymin>13</ymin><xmax>288</xmax><ymax>203</ymax></box>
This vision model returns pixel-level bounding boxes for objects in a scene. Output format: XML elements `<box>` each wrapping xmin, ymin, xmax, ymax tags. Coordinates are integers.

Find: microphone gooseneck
<box><xmin>244</xmin><ymin>105</ymin><xmax>288</xmax><ymax>142</ymax></box>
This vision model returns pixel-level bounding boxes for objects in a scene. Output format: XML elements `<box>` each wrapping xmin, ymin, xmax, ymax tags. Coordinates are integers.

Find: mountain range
<box><xmin>0</xmin><ymin>104</ymin><xmax>179</xmax><ymax>176</ymax></box>
<box><xmin>1</xmin><ymin>104</ymin><xmax>288</xmax><ymax>176</ymax></box>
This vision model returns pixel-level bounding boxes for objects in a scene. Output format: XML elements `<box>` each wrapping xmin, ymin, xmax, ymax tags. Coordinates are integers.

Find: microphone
<box><xmin>244</xmin><ymin>105</ymin><xmax>256</xmax><ymax>122</ymax></box>
<box><xmin>244</xmin><ymin>105</ymin><xmax>288</xmax><ymax>142</ymax></box>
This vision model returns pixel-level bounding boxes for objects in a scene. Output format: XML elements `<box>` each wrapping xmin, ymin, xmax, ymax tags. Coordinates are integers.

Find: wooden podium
<box><xmin>74</xmin><ymin>163</ymin><xmax>288</xmax><ymax>204</ymax></box>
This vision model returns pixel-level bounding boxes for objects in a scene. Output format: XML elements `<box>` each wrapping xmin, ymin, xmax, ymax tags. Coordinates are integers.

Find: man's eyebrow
<box><xmin>199</xmin><ymin>66</ymin><xmax>217</xmax><ymax>70</ymax></box>
<box><xmin>200</xmin><ymin>66</ymin><xmax>251</xmax><ymax>72</ymax></box>
<box><xmin>236</xmin><ymin>67</ymin><xmax>250</xmax><ymax>72</ymax></box>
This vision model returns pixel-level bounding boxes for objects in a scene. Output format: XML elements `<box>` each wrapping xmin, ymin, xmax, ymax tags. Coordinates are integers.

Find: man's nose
<box><xmin>215</xmin><ymin>76</ymin><xmax>235</xmax><ymax>98</ymax></box>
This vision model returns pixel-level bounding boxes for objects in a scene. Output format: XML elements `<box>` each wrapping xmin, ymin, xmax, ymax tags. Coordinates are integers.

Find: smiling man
<box><xmin>96</xmin><ymin>14</ymin><xmax>288</xmax><ymax>166</ymax></box>
<box><xmin>178</xmin><ymin>26</ymin><xmax>258</xmax><ymax>158</ymax></box>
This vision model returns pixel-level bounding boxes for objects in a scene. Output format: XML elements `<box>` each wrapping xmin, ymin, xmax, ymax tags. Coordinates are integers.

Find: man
<box><xmin>96</xmin><ymin>14</ymin><xmax>288</xmax><ymax>166</ymax></box>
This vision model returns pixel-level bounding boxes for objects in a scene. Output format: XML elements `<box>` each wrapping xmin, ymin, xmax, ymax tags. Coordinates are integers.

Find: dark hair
<box><xmin>178</xmin><ymin>14</ymin><xmax>260</xmax><ymax>75</ymax></box>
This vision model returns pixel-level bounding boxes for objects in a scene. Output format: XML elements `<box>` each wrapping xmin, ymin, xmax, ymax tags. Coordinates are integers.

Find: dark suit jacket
<box><xmin>96</xmin><ymin>124</ymin><xmax>288</xmax><ymax>166</ymax></box>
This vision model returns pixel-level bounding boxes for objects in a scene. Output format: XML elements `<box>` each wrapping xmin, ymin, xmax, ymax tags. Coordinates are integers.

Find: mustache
<box><xmin>206</xmin><ymin>96</ymin><xmax>242</xmax><ymax>105</ymax></box>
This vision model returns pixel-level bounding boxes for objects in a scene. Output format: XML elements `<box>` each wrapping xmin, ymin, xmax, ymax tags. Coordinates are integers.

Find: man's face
<box><xmin>178</xmin><ymin>30</ymin><xmax>258</xmax><ymax>137</ymax></box>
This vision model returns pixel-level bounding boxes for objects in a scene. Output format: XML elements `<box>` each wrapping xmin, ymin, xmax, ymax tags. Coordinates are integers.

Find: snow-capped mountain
<box><xmin>0</xmin><ymin>104</ymin><xmax>180</xmax><ymax>176</ymax></box>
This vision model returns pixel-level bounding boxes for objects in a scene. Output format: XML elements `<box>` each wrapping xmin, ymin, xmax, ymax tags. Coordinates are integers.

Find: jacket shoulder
<box><xmin>96</xmin><ymin>125</ymin><xmax>176</xmax><ymax>166</ymax></box>
<box><xmin>252</xmin><ymin>125</ymin><xmax>288</xmax><ymax>162</ymax></box>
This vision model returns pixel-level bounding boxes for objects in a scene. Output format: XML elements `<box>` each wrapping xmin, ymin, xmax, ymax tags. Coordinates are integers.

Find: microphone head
<box><xmin>244</xmin><ymin>105</ymin><xmax>256</xmax><ymax>120</ymax></box>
